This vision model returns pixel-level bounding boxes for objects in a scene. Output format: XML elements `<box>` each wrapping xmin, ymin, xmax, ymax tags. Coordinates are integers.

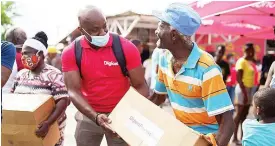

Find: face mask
<box><xmin>229</xmin><ymin>58</ymin><xmax>235</xmax><ymax>64</ymax></box>
<box><xmin>21</xmin><ymin>51</ymin><xmax>41</xmax><ymax>70</ymax></box>
<box><xmin>82</xmin><ymin>28</ymin><xmax>109</xmax><ymax>47</ymax></box>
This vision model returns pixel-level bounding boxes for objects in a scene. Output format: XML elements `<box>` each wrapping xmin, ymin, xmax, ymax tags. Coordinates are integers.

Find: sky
<box><xmin>11</xmin><ymin>0</ymin><xmax>195</xmax><ymax>45</ymax></box>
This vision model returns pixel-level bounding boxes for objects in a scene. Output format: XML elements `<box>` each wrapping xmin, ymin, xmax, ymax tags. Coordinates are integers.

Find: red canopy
<box><xmin>191</xmin><ymin>1</ymin><xmax>275</xmax><ymax>39</ymax></box>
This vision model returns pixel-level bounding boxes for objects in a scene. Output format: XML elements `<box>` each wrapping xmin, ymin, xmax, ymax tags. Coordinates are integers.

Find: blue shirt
<box><xmin>1</xmin><ymin>41</ymin><xmax>16</xmax><ymax>70</ymax></box>
<box><xmin>242</xmin><ymin>119</ymin><xmax>275</xmax><ymax>146</ymax></box>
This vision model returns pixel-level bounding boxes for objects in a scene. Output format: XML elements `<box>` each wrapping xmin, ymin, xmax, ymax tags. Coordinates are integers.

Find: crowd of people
<box><xmin>1</xmin><ymin>3</ymin><xmax>275</xmax><ymax>146</ymax></box>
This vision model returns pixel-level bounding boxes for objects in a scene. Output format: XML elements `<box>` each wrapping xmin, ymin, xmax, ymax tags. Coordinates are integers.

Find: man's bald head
<box><xmin>78</xmin><ymin>5</ymin><xmax>106</xmax><ymax>21</ymax></box>
<box><xmin>5</xmin><ymin>27</ymin><xmax>27</xmax><ymax>47</ymax></box>
<box><xmin>78</xmin><ymin>5</ymin><xmax>107</xmax><ymax>37</ymax></box>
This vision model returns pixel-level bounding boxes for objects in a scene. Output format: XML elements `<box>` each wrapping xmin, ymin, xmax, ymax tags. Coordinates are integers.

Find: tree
<box><xmin>1</xmin><ymin>1</ymin><xmax>17</xmax><ymax>40</ymax></box>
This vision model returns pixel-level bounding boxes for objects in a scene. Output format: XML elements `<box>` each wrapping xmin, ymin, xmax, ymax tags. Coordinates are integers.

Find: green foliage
<box><xmin>1</xmin><ymin>1</ymin><xmax>17</xmax><ymax>40</ymax></box>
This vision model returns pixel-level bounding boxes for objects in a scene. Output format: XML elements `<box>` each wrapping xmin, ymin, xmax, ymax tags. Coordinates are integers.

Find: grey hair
<box><xmin>5</xmin><ymin>27</ymin><xmax>27</xmax><ymax>45</ymax></box>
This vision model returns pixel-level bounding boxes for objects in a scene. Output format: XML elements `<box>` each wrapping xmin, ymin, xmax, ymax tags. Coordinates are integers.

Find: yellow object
<box><xmin>206</xmin><ymin>133</ymin><xmax>217</xmax><ymax>146</ymax></box>
<box><xmin>235</xmin><ymin>58</ymin><xmax>255</xmax><ymax>88</ymax></box>
<box><xmin>48</xmin><ymin>46</ymin><xmax>58</xmax><ymax>53</ymax></box>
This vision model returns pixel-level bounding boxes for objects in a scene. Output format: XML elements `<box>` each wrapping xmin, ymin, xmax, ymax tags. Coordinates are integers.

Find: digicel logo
<box><xmin>104</xmin><ymin>61</ymin><xmax>119</xmax><ymax>66</ymax></box>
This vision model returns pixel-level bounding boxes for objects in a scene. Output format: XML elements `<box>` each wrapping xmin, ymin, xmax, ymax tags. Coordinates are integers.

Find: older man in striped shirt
<box><xmin>150</xmin><ymin>3</ymin><xmax>234</xmax><ymax>146</ymax></box>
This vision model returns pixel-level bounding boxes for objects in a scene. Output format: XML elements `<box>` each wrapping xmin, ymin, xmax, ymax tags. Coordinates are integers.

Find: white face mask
<box><xmin>82</xmin><ymin>28</ymin><xmax>110</xmax><ymax>47</ymax></box>
<box><xmin>229</xmin><ymin>58</ymin><xmax>235</xmax><ymax>64</ymax></box>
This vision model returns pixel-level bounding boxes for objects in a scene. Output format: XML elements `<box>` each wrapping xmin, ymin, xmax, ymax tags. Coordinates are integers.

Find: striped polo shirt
<box><xmin>155</xmin><ymin>43</ymin><xmax>234</xmax><ymax>134</ymax></box>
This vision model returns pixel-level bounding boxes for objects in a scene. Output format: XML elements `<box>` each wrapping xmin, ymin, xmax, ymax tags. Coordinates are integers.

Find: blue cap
<box><xmin>153</xmin><ymin>3</ymin><xmax>201</xmax><ymax>36</ymax></box>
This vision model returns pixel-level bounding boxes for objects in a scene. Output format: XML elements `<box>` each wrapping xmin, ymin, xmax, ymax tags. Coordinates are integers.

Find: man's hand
<box><xmin>36</xmin><ymin>121</ymin><xmax>50</xmax><ymax>138</ymax></box>
<box><xmin>149</xmin><ymin>93</ymin><xmax>167</xmax><ymax>106</ymax></box>
<box><xmin>96</xmin><ymin>114</ymin><xmax>119</xmax><ymax>138</ymax></box>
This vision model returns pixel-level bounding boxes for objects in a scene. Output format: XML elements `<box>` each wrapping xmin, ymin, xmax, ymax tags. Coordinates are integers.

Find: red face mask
<box><xmin>21</xmin><ymin>52</ymin><xmax>41</xmax><ymax>70</ymax></box>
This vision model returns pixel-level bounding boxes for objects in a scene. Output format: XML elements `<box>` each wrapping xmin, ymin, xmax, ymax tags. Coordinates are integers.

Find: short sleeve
<box><xmin>51</xmin><ymin>73</ymin><xmax>70</xmax><ymax>101</ymax></box>
<box><xmin>202</xmin><ymin>65</ymin><xmax>234</xmax><ymax>116</ymax></box>
<box><xmin>236</xmin><ymin>58</ymin><xmax>245</xmax><ymax>71</ymax></box>
<box><xmin>154</xmin><ymin>68</ymin><xmax>167</xmax><ymax>94</ymax></box>
<box><xmin>154</xmin><ymin>55</ymin><xmax>167</xmax><ymax>94</ymax></box>
<box><xmin>61</xmin><ymin>43</ymin><xmax>78</xmax><ymax>72</ymax></box>
<box><xmin>120</xmin><ymin>38</ymin><xmax>142</xmax><ymax>71</ymax></box>
<box><xmin>1</xmin><ymin>42</ymin><xmax>16</xmax><ymax>70</ymax></box>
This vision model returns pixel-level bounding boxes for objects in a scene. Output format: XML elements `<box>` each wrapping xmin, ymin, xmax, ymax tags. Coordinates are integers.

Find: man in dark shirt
<box><xmin>215</xmin><ymin>45</ymin><xmax>230</xmax><ymax>82</ymax></box>
<box><xmin>1</xmin><ymin>41</ymin><xmax>16</xmax><ymax>88</ymax></box>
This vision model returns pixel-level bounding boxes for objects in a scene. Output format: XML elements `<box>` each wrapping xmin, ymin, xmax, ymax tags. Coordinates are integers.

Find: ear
<box><xmin>256</xmin><ymin>106</ymin><xmax>260</xmax><ymax>116</ymax></box>
<box><xmin>170</xmin><ymin>29</ymin><xmax>179</xmax><ymax>41</ymax></box>
<box><xmin>38</xmin><ymin>51</ymin><xmax>44</xmax><ymax>58</ymax></box>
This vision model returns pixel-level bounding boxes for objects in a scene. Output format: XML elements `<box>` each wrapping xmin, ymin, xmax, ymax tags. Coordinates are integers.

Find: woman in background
<box><xmin>233</xmin><ymin>43</ymin><xmax>256</xmax><ymax>145</ymax></box>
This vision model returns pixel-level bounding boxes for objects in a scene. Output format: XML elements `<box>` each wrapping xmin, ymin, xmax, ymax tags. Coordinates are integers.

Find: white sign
<box><xmin>125</xmin><ymin>110</ymin><xmax>164</xmax><ymax>146</ymax></box>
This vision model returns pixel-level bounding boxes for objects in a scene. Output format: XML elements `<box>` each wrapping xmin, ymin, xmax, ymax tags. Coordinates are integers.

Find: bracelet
<box><xmin>95</xmin><ymin>113</ymin><xmax>101</xmax><ymax>126</ymax></box>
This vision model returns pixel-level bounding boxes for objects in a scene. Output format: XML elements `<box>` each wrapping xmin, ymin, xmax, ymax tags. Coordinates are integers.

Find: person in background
<box><xmin>214</xmin><ymin>45</ymin><xmax>230</xmax><ymax>83</ymax></box>
<box><xmin>45</xmin><ymin>46</ymin><xmax>62</xmax><ymax>70</ymax></box>
<box><xmin>62</xmin><ymin>6</ymin><xmax>149</xmax><ymax>146</ymax></box>
<box><xmin>142</xmin><ymin>56</ymin><xmax>152</xmax><ymax>90</ymax></box>
<box><xmin>5</xmin><ymin>27</ymin><xmax>27</xmax><ymax>71</ymax></box>
<box><xmin>143</xmin><ymin>48</ymin><xmax>165</xmax><ymax>95</ymax></box>
<box><xmin>260</xmin><ymin>54</ymin><xmax>275</xmax><ymax>86</ymax></box>
<box><xmin>150</xmin><ymin>3</ymin><xmax>234</xmax><ymax>146</ymax></box>
<box><xmin>226</xmin><ymin>53</ymin><xmax>237</xmax><ymax>102</ymax></box>
<box><xmin>264</xmin><ymin>61</ymin><xmax>275</xmax><ymax>88</ymax></box>
<box><xmin>131</xmin><ymin>39</ymin><xmax>143</xmax><ymax>54</ymax></box>
<box><xmin>263</xmin><ymin>26</ymin><xmax>275</xmax><ymax>88</ymax></box>
<box><xmin>242</xmin><ymin>88</ymin><xmax>275</xmax><ymax>146</ymax></box>
<box><xmin>1</xmin><ymin>41</ymin><xmax>16</xmax><ymax>88</ymax></box>
<box><xmin>11</xmin><ymin>32</ymin><xmax>69</xmax><ymax>146</ymax></box>
<box><xmin>251</xmin><ymin>59</ymin><xmax>260</xmax><ymax>95</ymax></box>
<box><xmin>141</xmin><ymin>43</ymin><xmax>150</xmax><ymax>64</ymax></box>
<box><xmin>233</xmin><ymin>43</ymin><xmax>256</xmax><ymax>145</ymax></box>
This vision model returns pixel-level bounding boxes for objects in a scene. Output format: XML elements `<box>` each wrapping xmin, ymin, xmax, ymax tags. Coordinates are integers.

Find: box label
<box><xmin>125</xmin><ymin>110</ymin><xmax>164</xmax><ymax>146</ymax></box>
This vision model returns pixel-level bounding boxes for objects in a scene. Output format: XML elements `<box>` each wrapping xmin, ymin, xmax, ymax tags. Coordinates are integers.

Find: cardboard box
<box><xmin>109</xmin><ymin>87</ymin><xmax>211</xmax><ymax>146</ymax></box>
<box><xmin>2</xmin><ymin>94</ymin><xmax>60</xmax><ymax>146</ymax></box>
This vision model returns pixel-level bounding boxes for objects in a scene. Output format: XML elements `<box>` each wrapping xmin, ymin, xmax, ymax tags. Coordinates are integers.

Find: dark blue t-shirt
<box><xmin>1</xmin><ymin>41</ymin><xmax>16</xmax><ymax>120</ymax></box>
<box><xmin>1</xmin><ymin>41</ymin><xmax>16</xmax><ymax>70</ymax></box>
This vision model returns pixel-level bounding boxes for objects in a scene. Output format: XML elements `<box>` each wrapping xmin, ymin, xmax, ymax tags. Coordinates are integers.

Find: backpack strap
<box><xmin>111</xmin><ymin>33</ymin><xmax>128</xmax><ymax>77</ymax></box>
<box><xmin>74</xmin><ymin>37</ymin><xmax>83</xmax><ymax>78</ymax></box>
<box><xmin>74</xmin><ymin>34</ymin><xmax>128</xmax><ymax>78</ymax></box>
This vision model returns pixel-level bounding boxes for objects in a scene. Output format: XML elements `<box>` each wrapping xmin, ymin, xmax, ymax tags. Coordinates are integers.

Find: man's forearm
<box><xmin>1</xmin><ymin>66</ymin><xmax>12</xmax><ymax>88</ymax></box>
<box><xmin>215</xmin><ymin>112</ymin><xmax>234</xmax><ymax>146</ymax></box>
<box><xmin>134</xmin><ymin>82</ymin><xmax>149</xmax><ymax>98</ymax></box>
<box><xmin>68</xmin><ymin>90</ymin><xmax>97</xmax><ymax>121</ymax></box>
